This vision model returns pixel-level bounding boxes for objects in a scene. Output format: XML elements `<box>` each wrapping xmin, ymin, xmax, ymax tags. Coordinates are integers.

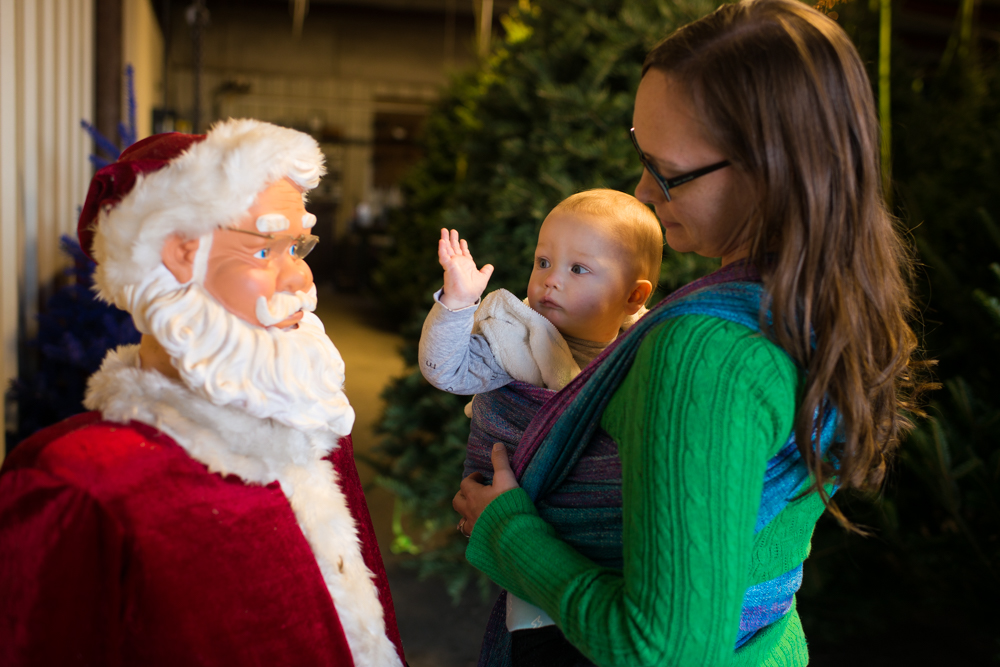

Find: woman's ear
<box><xmin>161</xmin><ymin>233</ymin><xmax>203</xmax><ymax>284</ymax></box>
<box><xmin>625</xmin><ymin>280</ymin><xmax>653</xmax><ymax>314</ymax></box>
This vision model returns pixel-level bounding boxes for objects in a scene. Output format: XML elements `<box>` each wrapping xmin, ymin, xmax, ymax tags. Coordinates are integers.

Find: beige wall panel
<box><xmin>55</xmin><ymin>0</ymin><xmax>71</xmax><ymax>244</ymax></box>
<box><xmin>1</xmin><ymin>0</ymin><xmax>94</xmax><ymax>453</ymax></box>
<box><xmin>18</xmin><ymin>0</ymin><xmax>39</xmax><ymax>342</ymax></box>
<box><xmin>67</xmin><ymin>0</ymin><xmax>81</xmax><ymax>239</ymax></box>
<box><xmin>123</xmin><ymin>0</ymin><xmax>164</xmax><ymax>140</ymax></box>
<box><xmin>79</xmin><ymin>0</ymin><xmax>94</xmax><ymax>204</ymax></box>
<box><xmin>37</xmin><ymin>0</ymin><xmax>56</xmax><ymax>293</ymax></box>
<box><xmin>1</xmin><ymin>0</ymin><xmax>17</xmax><ymax>457</ymax></box>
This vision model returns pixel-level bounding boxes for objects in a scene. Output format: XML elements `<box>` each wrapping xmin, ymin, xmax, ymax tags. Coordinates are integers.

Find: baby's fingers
<box><xmin>438</xmin><ymin>229</ymin><xmax>454</xmax><ymax>254</ymax></box>
<box><xmin>449</xmin><ymin>228</ymin><xmax>464</xmax><ymax>254</ymax></box>
<box><xmin>438</xmin><ymin>238</ymin><xmax>454</xmax><ymax>266</ymax></box>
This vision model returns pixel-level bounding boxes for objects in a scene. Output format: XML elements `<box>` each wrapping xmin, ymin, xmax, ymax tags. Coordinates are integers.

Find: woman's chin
<box><xmin>662</xmin><ymin>233</ymin><xmax>695</xmax><ymax>255</ymax></box>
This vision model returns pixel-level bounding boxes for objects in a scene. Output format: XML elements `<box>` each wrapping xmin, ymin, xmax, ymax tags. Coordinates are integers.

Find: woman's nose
<box><xmin>635</xmin><ymin>168</ymin><xmax>666</xmax><ymax>206</ymax></box>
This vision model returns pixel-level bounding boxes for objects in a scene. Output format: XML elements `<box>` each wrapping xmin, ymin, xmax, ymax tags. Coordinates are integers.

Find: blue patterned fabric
<box><xmin>736</xmin><ymin>564</ymin><xmax>804</xmax><ymax>648</ymax></box>
<box><xmin>466</xmin><ymin>383</ymin><xmax>623</xmax><ymax>570</ymax></box>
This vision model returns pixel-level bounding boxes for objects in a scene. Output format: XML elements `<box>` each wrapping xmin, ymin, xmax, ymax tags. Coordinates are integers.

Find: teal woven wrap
<box><xmin>476</xmin><ymin>263</ymin><xmax>840</xmax><ymax>667</ymax></box>
<box><xmin>465</xmin><ymin>383</ymin><xmax>623</xmax><ymax>569</ymax></box>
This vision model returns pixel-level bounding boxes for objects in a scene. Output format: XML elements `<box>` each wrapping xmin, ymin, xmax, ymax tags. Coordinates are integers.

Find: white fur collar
<box><xmin>84</xmin><ymin>345</ymin><xmax>402</xmax><ymax>667</ymax></box>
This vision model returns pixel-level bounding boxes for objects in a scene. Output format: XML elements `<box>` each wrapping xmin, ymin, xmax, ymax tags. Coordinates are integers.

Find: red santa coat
<box><xmin>0</xmin><ymin>349</ymin><xmax>406</xmax><ymax>667</ymax></box>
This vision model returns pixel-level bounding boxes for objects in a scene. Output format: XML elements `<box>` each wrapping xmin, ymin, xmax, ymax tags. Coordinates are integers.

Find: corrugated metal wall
<box><xmin>0</xmin><ymin>0</ymin><xmax>95</xmax><ymax>459</ymax></box>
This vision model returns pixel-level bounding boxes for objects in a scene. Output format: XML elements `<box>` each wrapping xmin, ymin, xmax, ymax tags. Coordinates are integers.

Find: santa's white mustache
<box><xmin>255</xmin><ymin>285</ymin><xmax>318</xmax><ymax>326</ymax></box>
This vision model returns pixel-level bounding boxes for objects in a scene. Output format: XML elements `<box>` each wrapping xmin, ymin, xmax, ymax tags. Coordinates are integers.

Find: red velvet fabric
<box><xmin>0</xmin><ymin>412</ymin><xmax>406</xmax><ymax>666</ymax></box>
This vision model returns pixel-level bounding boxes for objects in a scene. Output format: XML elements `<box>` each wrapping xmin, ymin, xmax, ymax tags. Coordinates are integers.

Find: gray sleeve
<box><xmin>418</xmin><ymin>290</ymin><xmax>513</xmax><ymax>395</ymax></box>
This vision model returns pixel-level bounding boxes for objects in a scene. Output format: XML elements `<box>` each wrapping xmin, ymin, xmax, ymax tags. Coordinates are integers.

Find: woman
<box><xmin>452</xmin><ymin>0</ymin><xmax>929</xmax><ymax>665</ymax></box>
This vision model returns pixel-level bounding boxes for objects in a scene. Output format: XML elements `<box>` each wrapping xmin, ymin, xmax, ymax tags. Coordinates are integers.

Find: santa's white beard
<box><xmin>122</xmin><ymin>264</ymin><xmax>355</xmax><ymax>436</ymax></box>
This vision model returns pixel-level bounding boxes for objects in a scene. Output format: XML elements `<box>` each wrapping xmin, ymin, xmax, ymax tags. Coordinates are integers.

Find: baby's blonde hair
<box><xmin>550</xmin><ymin>189</ymin><xmax>664</xmax><ymax>295</ymax></box>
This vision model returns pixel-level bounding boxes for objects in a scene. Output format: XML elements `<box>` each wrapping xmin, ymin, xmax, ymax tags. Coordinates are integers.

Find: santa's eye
<box><xmin>288</xmin><ymin>244</ymin><xmax>298</xmax><ymax>257</ymax></box>
<box><xmin>537</xmin><ymin>258</ymin><xmax>550</xmax><ymax>269</ymax></box>
<box><xmin>253</xmin><ymin>248</ymin><xmax>270</xmax><ymax>260</ymax></box>
<box><xmin>571</xmin><ymin>264</ymin><xmax>590</xmax><ymax>274</ymax></box>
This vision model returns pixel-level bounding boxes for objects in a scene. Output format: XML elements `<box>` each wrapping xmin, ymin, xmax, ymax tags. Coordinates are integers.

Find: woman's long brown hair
<box><xmin>644</xmin><ymin>0</ymin><xmax>932</xmax><ymax>525</ymax></box>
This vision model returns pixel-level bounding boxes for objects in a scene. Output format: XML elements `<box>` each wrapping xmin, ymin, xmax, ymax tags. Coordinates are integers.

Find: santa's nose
<box><xmin>277</xmin><ymin>256</ymin><xmax>313</xmax><ymax>294</ymax></box>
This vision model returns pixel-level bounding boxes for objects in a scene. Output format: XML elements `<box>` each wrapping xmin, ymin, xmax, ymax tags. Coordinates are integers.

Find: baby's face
<box><xmin>527</xmin><ymin>212</ymin><xmax>636</xmax><ymax>343</ymax></box>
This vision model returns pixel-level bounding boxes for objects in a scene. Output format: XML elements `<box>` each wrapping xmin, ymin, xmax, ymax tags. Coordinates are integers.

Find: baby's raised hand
<box><xmin>438</xmin><ymin>228</ymin><xmax>494</xmax><ymax>310</ymax></box>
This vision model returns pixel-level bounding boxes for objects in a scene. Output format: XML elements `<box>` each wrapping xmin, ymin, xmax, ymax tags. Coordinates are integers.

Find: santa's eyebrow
<box><xmin>256</xmin><ymin>214</ymin><xmax>290</xmax><ymax>232</ymax></box>
<box><xmin>301</xmin><ymin>213</ymin><xmax>317</xmax><ymax>229</ymax></box>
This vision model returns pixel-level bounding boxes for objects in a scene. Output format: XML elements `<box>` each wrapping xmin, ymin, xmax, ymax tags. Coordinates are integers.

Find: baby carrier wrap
<box><xmin>466</xmin><ymin>262</ymin><xmax>839</xmax><ymax>666</ymax></box>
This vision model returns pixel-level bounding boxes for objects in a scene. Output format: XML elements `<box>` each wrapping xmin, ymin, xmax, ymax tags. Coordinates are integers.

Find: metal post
<box><xmin>478</xmin><ymin>0</ymin><xmax>493</xmax><ymax>59</ymax></box>
<box><xmin>186</xmin><ymin>0</ymin><xmax>208</xmax><ymax>133</ymax></box>
<box><xmin>878</xmin><ymin>0</ymin><xmax>892</xmax><ymax>208</ymax></box>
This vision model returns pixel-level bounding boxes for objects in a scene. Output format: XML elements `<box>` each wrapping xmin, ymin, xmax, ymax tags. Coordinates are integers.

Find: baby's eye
<box><xmin>537</xmin><ymin>258</ymin><xmax>550</xmax><ymax>269</ymax></box>
<box><xmin>253</xmin><ymin>248</ymin><xmax>270</xmax><ymax>260</ymax></box>
<box><xmin>570</xmin><ymin>264</ymin><xmax>590</xmax><ymax>275</ymax></box>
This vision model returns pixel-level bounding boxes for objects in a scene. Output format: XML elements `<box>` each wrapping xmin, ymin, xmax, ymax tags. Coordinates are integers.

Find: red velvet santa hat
<box><xmin>78</xmin><ymin>118</ymin><xmax>325</xmax><ymax>308</ymax></box>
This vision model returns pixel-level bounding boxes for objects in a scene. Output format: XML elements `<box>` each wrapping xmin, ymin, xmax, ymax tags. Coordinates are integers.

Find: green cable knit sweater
<box><xmin>466</xmin><ymin>314</ymin><xmax>828</xmax><ymax>666</ymax></box>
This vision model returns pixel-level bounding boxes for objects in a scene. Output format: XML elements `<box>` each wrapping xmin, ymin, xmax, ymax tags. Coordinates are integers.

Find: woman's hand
<box><xmin>453</xmin><ymin>443</ymin><xmax>519</xmax><ymax>537</ymax></box>
<box><xmin>438</xmin><ymin>228</ymin><xmax>494</xmax><ymax>310</ymax></box>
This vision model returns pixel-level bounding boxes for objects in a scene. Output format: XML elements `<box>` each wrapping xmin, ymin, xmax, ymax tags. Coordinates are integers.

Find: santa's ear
<box><xmin>161</xmin><ymin>233</ymin><xmax>203</xmax><ymax>284</ymax></box>
<box><xmin>625</xmin><ymin>279</ymin><xmax>653</xmax><ymax>314</ymax></box>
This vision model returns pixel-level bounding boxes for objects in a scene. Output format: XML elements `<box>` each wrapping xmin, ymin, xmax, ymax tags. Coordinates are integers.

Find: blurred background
<box><xmin>1</xmin><ymin>0</ymin><xmax>998</xmax><ymax>664</ymax></box>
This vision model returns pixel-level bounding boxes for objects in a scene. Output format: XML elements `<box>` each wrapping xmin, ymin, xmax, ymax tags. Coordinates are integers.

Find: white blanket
<box><xmin>472</xmin><ymin>289</ymin><xmax>580</xmax><ymax>391</ymax></box>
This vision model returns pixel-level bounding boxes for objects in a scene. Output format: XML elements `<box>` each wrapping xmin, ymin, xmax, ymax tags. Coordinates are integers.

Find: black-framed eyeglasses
<box><xmin>224</xmin><ymin>227</ymin><xmax>320</xmax><ymax>260</ymax></box>
<box><xmin>629</xmin><ymin>127</ymin><xmax>731</xmax><ymax>202</ymax></box>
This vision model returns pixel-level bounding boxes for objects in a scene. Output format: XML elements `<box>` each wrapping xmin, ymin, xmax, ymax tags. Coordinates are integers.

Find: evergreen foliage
<box><xmin>371</xmin><ymin>0</ymin><xmax>718</xmax><ymax>589</ymax></box>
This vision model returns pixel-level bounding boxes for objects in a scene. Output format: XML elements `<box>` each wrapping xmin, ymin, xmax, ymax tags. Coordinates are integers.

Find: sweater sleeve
<box><xmin>466</xmin><ymin>315</ymin><xmax>798</xmax><ymax>666</ymax></box>
<box><xmin>418</xmin><ymin>289</ymin><xmax>514</xmax><ymax>395</ymax></box>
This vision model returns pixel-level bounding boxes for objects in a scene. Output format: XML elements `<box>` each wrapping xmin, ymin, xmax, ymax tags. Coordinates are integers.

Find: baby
<box><xmin>418</xmin><ymin>189</ymin><xmax>663</xmax><ymax>634</ymax></box>
<box><xmin>419</xmin><ymin>188</ymin><xmax>663</xmax><ymax>399</ymax></box>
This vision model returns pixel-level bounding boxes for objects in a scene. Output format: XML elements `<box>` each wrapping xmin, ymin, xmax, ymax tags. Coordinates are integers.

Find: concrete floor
<box><xmin>315</xmin><ymin>287</ymin><xmax>497</xmax><ymax>667</ymax></box>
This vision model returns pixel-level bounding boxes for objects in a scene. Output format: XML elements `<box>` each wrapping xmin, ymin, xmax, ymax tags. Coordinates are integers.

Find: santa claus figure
<box><xmin>0</xmin><ymin>119</ymin><xmax>406</xmax><ymax>667</ymax></box>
